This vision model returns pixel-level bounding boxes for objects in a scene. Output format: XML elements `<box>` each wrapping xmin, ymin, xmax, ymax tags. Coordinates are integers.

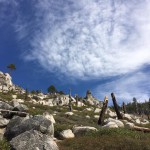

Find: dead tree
<box><xmin>68</xmin><ymin>100</ymin><xmax>72</xmax><ymax>112</ymax></box>
<box><xmin>25</xmin><ymin>88</ymin><xmax>28</xmax><ymax>100</ymax></box>
<box><xmin>111</xmin><ymin>93</ymin><xmax>123</xmax><ymax>119</ymax></box>
<box><xmin>75</xmin><ymin>94</ymin><xmax>78</xmax><ymax>106</ymax></box>
<box><xmin>133</xmin><ymin>97</ymin><xmax>139</xmax><ymax>114</ymax></box>
<box><xmin>98</xmin><ymin>96</ymin><xmax>108</xmax><ymax>125</ymax></box>
<box><xmin>0</xmin><ymin>109</ymin><xmax>28</xmax><ymax>117</ymax></box>
<box><xmin>122</xmin><ymin>102</ymin><xmax>126</xmax><ymax>114</ymax></box>
<box><xmin>148</xmin><ymin>98</ymin><xmax>150</xmax><ymax>120</ymax></box>
<box><xmin>68</xmin><ymin>88</ymin><xmax>72</xmax><ymax>112</ymax></box>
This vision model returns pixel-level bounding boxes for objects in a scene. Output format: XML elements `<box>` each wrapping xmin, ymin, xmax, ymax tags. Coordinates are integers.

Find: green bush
<box><xmin>0</xmin><ymin>139</ymin><xmax>11</xmax><ymax>150</ymax></box>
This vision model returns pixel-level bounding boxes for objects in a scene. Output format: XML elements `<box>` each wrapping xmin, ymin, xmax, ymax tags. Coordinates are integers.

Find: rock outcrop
<box><xmin>85</xmin><ymin>90</ymin><xmax>103</xmax><ymax>107</ymax></box>
<box><xmin>4</xmin><ymin>115</ymin><xmax>54</xmax><ymax>141</ymax></box>
<box><xmin>10</xmin><ymin>130</ymin><xmax>59</xmax><ymax>150</ymax></box>
<box><xmin>0</xmin><ymin>71</ymin><xmax>25</xmax><ymax>94</ymax></box>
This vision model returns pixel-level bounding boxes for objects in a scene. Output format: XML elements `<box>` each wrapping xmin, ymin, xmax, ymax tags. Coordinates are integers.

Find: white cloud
<box><xmin>93</xmin><ymin>71</ymin><xmax>150</xmax><ymax>105</ymax></box>
<box><xmin>19</xmin><ymin>0</ymin><xmax>150</xmax><ymax>80</ymax></box>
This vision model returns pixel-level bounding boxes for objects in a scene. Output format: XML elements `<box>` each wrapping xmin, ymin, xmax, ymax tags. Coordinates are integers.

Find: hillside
<box><xmin>0</xmin><ymin>71</ymin><xmax>150</xmax><ymax>150</ymax></box>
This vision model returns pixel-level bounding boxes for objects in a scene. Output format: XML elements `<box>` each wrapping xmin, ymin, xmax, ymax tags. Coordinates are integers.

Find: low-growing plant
<box><xmin>0</xmin><ymin>139</ymin><xmax>11</xmax><ymax>150</ymax></box>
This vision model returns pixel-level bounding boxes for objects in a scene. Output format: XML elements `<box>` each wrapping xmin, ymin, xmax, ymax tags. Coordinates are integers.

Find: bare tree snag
<box><xmin>111</xmin><ymin>93</ymin><xmax>123</xmax><ymax>119</ymax></box>
<box><xmin>0</xmin><ymin>109</ymin><xmax>28</xmax><ymax>117</ymax></box>
<box><xmin>68</xmin><ymin>89</ymin><xmax>72</xmax><ymax>112</ymax></box>
<box><xmin>75</xmin><ymin>94</ymin><xmax>78</xmax><ymax>106</ymax></box>
<box><xmin>132</xmin><ymin>126</ymin><xmax>150</xmax><ymax>133</ymax></box>
<box><xmin>98</xmin><ymin>96</ymin><xmax>108</xmax><ymax>125</ymax></box>
<box><xmin>122</xmin><ymin>102</ymin><xmax>126</xmax><ymax>114</ymax></box>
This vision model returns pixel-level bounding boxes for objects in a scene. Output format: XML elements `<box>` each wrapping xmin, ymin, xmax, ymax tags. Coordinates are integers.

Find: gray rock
<box><xmin>13</xmin><ymin>104</ymin><xmax>29</xmax><ymax>112</ymax></box>
<box><xmin>60</xmin><ymin>129</ymin><xmax>75</xmax><ymax>139</ymax></box>
<box><xmin>102</xmin><ymin>122</ymin><xmax>118</xmax><ymax>128</ymax></box>
<box><xmin>125</xmin><ymin>122</ymin><xmax>135</xmax><ymax>129</ymax></box>
<box><xmin>0</xmin><ymin>101</ymin><xmax>13</xmax><ymax>110</ymax></box>
<box><xmin>104</xmin><ymin>118</ymin><xmax>124</xmax><ymax>128</ymax></box>
<box><xmin>0</xmin><ymin>101</ymin><xmax>14</xmax><ymax>118</ymax></box>
<box><xmin>43</xmin><ymin>112</ymin><xmax>55</xmax><ymax>124</ymax></box>
<box><xmin>4</xmin><ymin>115</ymin><xmax>54</xmax><ymax>141</ymax></box>
<box><xmin>10</xmin><ymin>130</ymin><xmax>59</xmax><ymax>150</ymax></box>
<box><xmin>73</xmin><ymin>126</ymin><xmax>97</xmax><ymax>136</ymax></box>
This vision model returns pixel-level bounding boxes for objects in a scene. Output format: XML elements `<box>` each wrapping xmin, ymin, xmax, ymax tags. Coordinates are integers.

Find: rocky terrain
<box><xmin>0</xmin><ymin>71</ymin><xmax>150</xmax><ymax>150</ymax></box>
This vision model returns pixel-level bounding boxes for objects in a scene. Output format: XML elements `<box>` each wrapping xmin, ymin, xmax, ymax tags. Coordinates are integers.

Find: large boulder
<box><xmin>43</xmin><ymin>112</ymin><xmax>56</xmax><ymax>124</ymax></box>
<box><xmin>125</xmin><ymin>122</ymin><xmax>135</xmax><ymax>129</ymax></box>
<box><xmin>135</xmin><ymin>118</ymin><xmax>141</xmax><ymax>124</ymax></box>
<box><xmin>12</xmin><ymin>99</ymin><xmax>24</xmax><ymax>105</ymax></box>
<box><xmin>104</xmin><ymin>118</ymin><xmax>124</xmax><ymax>128</ymax></box>
<box><xmin>0</xmin><ymin>101</ymin><xmax>13</xmax><ymax>110</ymax></box>
<box><xmin>102</xmin><ymin>122</ymin><xmax>118</xmax><ymax>128</ymax></box>
<box><xmin>105</xmin><ymin>108</ymin><xmax>116</xmax><ymax>118</ymax></box>
<box><xmin>123</xmin><ymin>114</ymin><xmax>133</xmax><ymax>121</ymax></box>
<box><xmin>4</xmin><ymin>115</ymin><xmax>54</xmax><ymax>141</ymax></box>
<box><xmin>10</xmin><ymin>130</ymin><xmax>59</xmax><ymax>150</ymax></box>
<box><xmin>140</xmin><ymin>119</ymin><xmax>149</xmax><ymax>125</ymax></box>
<box><xmin>60</xmin><ymin>129</ymin><xmax>75</xmax><ymax>139</ymax></box>
<box><xmin>73</xmin><ymin>126</ymin><xmax>97</xmax><ymax>136</ymax></box>
<box><xmin>13</xmin><ymin>104</ymin><xmax>29</xmax><ymax>112</ymax></box>
<box><xmin>77</xmin><ymin>101</ymin><xmax>85</xmax><ymax>107</ymax></box>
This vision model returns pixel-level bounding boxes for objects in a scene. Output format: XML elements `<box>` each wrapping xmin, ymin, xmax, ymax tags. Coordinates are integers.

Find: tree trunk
<box><xmin>75</xmin><ymin>94</ymin><xmax>78</xmax><ymax>107</ymax></box>
<box><xmin>111</xmin><ymin>93</ymin><xmax>123</xmax><ymax>119</ymax></box>
<box><xmin>132</xmin><ymin>126</ymin><xmax>150</xmax><ymax>133</ymax></box>
<box><xmin>122</xmin><ymin>102</ymin><xmax>126</xmax><ymax>114</ymax></box>
<box><xmin>98</xmin><ymin>96</ymin><xmax>108</xmax><ymax>125</ymax></box>
<box><xmin>0</xmin><ymin>109</ymin><xmax>28</xmax><ymax>117</ymax></box>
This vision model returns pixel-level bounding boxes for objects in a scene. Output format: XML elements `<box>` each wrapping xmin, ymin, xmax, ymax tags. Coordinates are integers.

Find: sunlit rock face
<box><xmin>85</xmin><ymin>90</ymin><xmax>103</xmax><ymax>107</ymax></box>
<box><xmin>0</xmin><ymin>72</ymin><xmax>14</xmax><ymax>93</ymax></box>
<box><xmin>0</xmin><ymin>72</ymin><xmax>13</xmax><ymax>87</ymax></box>
<box><xmin>0</xmin><ymin>71</ymin><xmax>24</xmax><ymax>93</ymax></box>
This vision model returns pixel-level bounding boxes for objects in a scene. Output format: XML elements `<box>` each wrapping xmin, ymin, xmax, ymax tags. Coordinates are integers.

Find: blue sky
<box><xmin>0</xmin><ymin>0</ymin><xmax>150</xmax><ymax>105</ymax></box>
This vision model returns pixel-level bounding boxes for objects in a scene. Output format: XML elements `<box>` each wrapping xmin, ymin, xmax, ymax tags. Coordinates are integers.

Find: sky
<box><xmin>0</xmin><ymin>0</ymin><xmax>150</xmax><ymax>105</ymax></box>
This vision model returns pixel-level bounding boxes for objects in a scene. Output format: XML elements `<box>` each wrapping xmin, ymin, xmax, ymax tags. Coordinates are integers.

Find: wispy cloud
<box><xmin>93</xmin><ymin>70</ymin><xmax>150</xmax><ymax>105</ymax></box>
<box><xmin>16</xmin><ymin>0</ymin><xmax>150</xmax><ymax>80</ymax></box>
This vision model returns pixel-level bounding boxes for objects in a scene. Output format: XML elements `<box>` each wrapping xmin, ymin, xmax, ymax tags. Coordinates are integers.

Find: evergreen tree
<box><xmin>47</xmin><ymin>85</ymin><xmax>57</xmax><ymax>94</ymax></box>
<box><xmin>7</xmin><ymin>64</ymin><xmax>16</xmax><ymax>74</ymax></box>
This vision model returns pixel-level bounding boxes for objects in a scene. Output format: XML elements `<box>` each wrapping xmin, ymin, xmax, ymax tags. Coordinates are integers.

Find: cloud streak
<box><xmin>93</xmin><ymin>70</ymin><xmax>150</xmax><ymax>104</ymax></box>
<box><xmin>17</xmin><ymin>0</ymin><xmax>150</xmax><ymax>80</ymax></box>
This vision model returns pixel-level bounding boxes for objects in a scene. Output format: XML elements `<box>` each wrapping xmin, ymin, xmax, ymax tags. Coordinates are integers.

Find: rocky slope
<box><xmin>0</xmin><ymin>71</ymin><xmax>149</xmax><ymax>150</ymax></box>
